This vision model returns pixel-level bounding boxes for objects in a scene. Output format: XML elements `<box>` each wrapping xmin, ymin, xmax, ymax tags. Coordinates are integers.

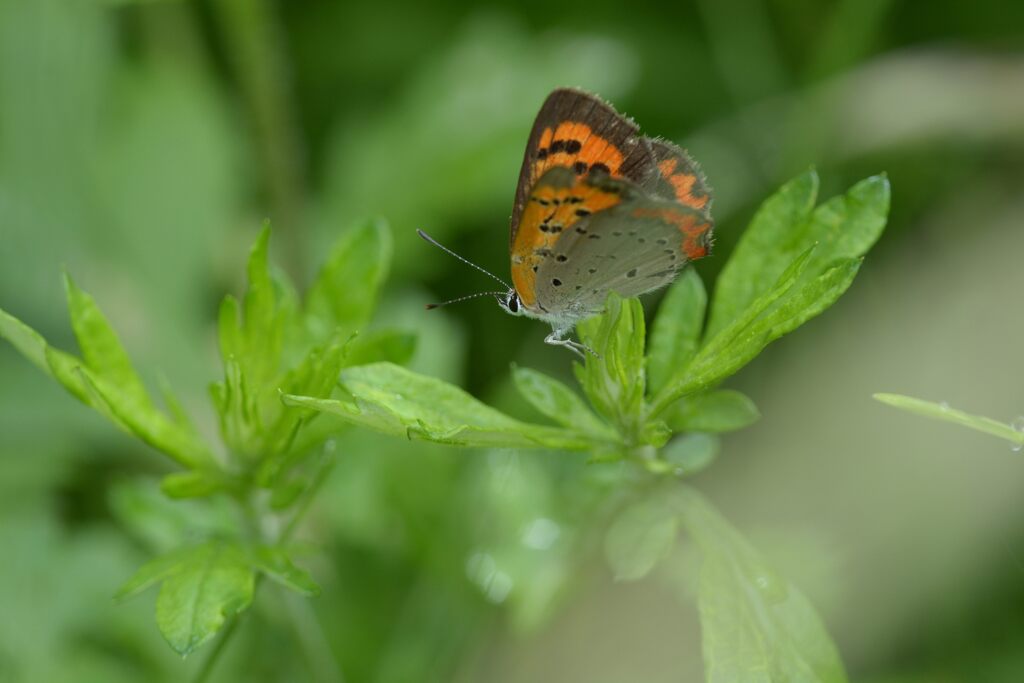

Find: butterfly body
<box><xmin>502</xmin><ymin>88</ymin><xmax>714</xmax><ymax>354</ymax></box>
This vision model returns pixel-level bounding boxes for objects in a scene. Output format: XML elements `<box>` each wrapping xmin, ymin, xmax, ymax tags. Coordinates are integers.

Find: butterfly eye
<box><xmin>507</xmin><ymin>293</ymin><xmax>519</xmax><ymax>313</ymax></box>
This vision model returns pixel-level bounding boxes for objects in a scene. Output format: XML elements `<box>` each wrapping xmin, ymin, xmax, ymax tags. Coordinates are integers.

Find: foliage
<box><xmin>284</xmin><ymin>170</ymin><xmax>890</xmax><ymax>682</ymax></box>
<box><xmin>874</xmin><ymin>393</ymin><xmax>1024</xmax><ymax>450</ymax></box>
<box><xmin>0</xmin><ymin>220</ymin><xmax>408</xmax><ymax>668</ymax></box>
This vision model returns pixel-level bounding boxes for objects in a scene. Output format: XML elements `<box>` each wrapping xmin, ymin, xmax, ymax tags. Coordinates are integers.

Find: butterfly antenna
<box><xmin>425</xmin><ymin>291</ymin><xmax>506</xmax><ymax>310</ymax></box>
<box><xmin>417</xmin><ymin>229</ymin><xmax>512</xmax><ymax>289</ymax></box>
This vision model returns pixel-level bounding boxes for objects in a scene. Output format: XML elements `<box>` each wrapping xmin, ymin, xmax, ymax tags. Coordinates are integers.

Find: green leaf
<box><xmin>249</xmin><ymin>546</ymin><xmax>320</xmax><ymax>597</ymax></box>
<box><xmin>604</xmin><ymin>494</ymin><xmax>679</xmax><ymax>582</ymax></box>
<box><xmin>63</xmin><ymin>272</ymin><xmax>152</xmax><ymax>409</ymax></box>
<box><xmin>707</xmin><ymin>172</ymin><xmax>888</xmax><ymax>340</ymax></box>
<box><xmin>282</xmin><ymin>362</ymin><xmax>594</xmax><ymax>450</ymax></box>
<box><xmin>661</xmin><ymin>433</ymin><xmax>720</xmax><ymax>476</ymax></box>
<box><xmin>0</xmin><ymin>305</ymin><xmax>216</xmax><ymax>468</ymax></box>
<box><xmin>667</xmin><ymin>390</ymin><xmax>760</xmax><ymax>433</ymax></box>
<box><xmin>707</xmin><ymin>170</ymin><xmax>819</xmax><ymax>338</ymax></box>
<box><xmin>70</xmin><ymin>355</ymin><xmax>216</xmax><ymax>469</ymax></box>
<box><xmin>155</xmin><ymin>542</ymin><xmax>255</xmax><ymax>656</ymax></box>
<box><xmin>0</xmin><ymin>307</ymin><xmax>50</xmax><ymax>373</ymax></box>
<box><xmin>647</xmin><ymin>268</ymin><xmax>707</xmax><ymax>397</ymax></box>
<box><xmin>675</xmin><ymin>488</ymin><xmax>848</xmax><ymax>683</ymax></box>
<box><xmin>657</xmin><ymin>256</ymin><xmax>860</xmax><ymax>412</ymax></box>
<box><xmin>650</xmin><ymin>247</ymin><xmax>815</xmax><ymax>414</ymax></box>
<box><xmin>343</xmin><ymin>329</ymin><xmax>416</xmax><ymax>367</ymax></box>
<box><xmin>114</xmin><ymin>547</ymin><xmax>196</xmax><ymax>601</ymax></box>
<box><xmin>576</xmin><ymin>293</ymin><xmax>646</xmax><ymax>435</ymax></box>
<box><xmin>305</xmin><ymin>218</ymin><xmax>392</xmax><ymax>342</ymax></box>
<box><xmin>160</xmin><ymin>470</ymin><xmax>227</xmax><ymax>499</ymax></box>
<box><xmin>873</xmin><ymin>394</ymin><xmax>1024</xmax><ymax>446</ymax></box>
<box><xmin>511</xmin><ymin>365</ymin><xmax>615</xmax><ymax>439</ymax></box>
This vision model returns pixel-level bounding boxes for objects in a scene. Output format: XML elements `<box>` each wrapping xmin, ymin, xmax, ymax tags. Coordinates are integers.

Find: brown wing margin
<box><xmin>508</xmin><ymin>88</ymin><xmax>657</xmax><ymax>247</ymax></box>
<box><xmin>642</xmin><ymin>138</ymin><xmax>712</xmax><ymax>215</ymax></box>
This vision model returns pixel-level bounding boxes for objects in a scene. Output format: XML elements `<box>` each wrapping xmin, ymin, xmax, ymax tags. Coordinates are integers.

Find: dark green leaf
<box><xmin>282</xmin><ymin>362</ymin><xmax>594</xmax><ymax>450</ymax></box>
<box><xmin>249</xmin><ymin>546</ymin><xmax>320</xmax><ymax>597</ymax></box>
<box><xmin>667</xmin><ymin>390</ymin><xmax>760</xmax><ymax>433</ymax></box>
<box><xmin>647</xmin><ymin>268</ymin><xmax>707</xmax><ymax>397</ymax></box>
<box><xmin>511</xmin><ymin>365</ymin><xmax>615</xmax><ymax>439</ymax></box>
<box><xmin>675</xmin><ymin>488</ymin><xmax>848</xmax><ymax>683</ymax></box>
<box><xmin>155</xmin><ymin>542</ymin><xmax>255</xmax><ymax>656</ymax></box>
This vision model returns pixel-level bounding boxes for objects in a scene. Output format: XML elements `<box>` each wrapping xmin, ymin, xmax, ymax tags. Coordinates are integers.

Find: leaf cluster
<box><xmin>0</xmin><ymin>219</ymin><xmax>409</xmax><ymax>656</ymax></box>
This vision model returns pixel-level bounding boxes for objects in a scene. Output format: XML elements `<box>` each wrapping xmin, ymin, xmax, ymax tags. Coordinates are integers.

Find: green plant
<box><xmin>283</xmin><ymin>169</ymin><xmax>891</xmax><ymax>682</ymax></box>
<box><xmin>0</xmin><ymin>219</ymin><xmax>412</xmax><ymax>679</ymax></box>
<box><xmin>0</xmin><ymin>169</ymin><xmax>888</xmax><ymax>682</ymax></box>
<box><xmin>874</xmin><ymin>393</ymin><xmax>1024</xmax><ymax>451</ymax></box>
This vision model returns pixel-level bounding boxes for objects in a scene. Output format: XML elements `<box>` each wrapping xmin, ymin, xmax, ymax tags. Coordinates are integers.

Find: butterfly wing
<box><xmin>509</xmin><ymin>88</ymin><xmax>713</xmax><ymax>321</ymax></box>
<box><xmin>509</xmin><ymin>88</ymin><xmax>658</xmax><ymax>249</ymax></box>
<box><xmin>643</xmin><ymin>139</ymin><xmax>712</xmax><ymax>214</ymax></box>
<box><xmin>533</xmin><ymin>170</ymin><xmax>713</xmax><ymax>318</ymax></box>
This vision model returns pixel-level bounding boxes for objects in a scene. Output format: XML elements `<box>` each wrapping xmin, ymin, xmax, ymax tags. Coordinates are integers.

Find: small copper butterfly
<box><xmin>420</xmin><ymin>87</ymin><xmax>714</xmax><ymax>356</ymax></box>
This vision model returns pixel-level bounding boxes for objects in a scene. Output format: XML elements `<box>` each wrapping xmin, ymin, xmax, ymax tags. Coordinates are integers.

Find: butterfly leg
<box><xmin>544</xmin><ymin>328</ymin><xmax>597</xmax><ymax>358</ymax></box>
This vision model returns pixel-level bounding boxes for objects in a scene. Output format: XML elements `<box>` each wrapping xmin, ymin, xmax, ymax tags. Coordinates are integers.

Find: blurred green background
<box><xmin>2</xmin><ymin>0</ymin><xmax>1024</xmax><ymax>681</ymax></box>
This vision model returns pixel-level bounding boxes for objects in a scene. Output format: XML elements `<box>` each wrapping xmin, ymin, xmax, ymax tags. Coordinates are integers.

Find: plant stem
<box><xmin>284</xmin><ymin>590</ymin><xmax>345</xmax><ymax>683</ymax></box>
<box><xmin>213</xmin><ymin>0</ymin><xmax>307</xmax><ymax>279</ymax></box>
<box><xmin>281</xmin><ymin>451</ymin><xmax>336</xmax><ymax>543</ymax></box>
<box><xmin>191</xmin><ymin>613</ymin><xmax>241</xmax><ymax>683</ymax></box>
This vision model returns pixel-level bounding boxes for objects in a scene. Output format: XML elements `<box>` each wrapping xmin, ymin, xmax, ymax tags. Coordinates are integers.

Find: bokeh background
<box><xmin>2</xmin><ymin>0</ymin><xmax>1024</xmax><ymax>681</ymax></box>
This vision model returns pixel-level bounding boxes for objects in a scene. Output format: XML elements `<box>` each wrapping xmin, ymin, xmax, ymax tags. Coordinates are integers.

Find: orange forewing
<box><xmin>511</xmin><ymin>169</ymin><xmax>623</xmax><ymax>307</ymax></box>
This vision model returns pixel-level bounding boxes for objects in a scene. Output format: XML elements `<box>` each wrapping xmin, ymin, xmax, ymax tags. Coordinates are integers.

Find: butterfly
<box><xmin>419</xmin><ymin>87</ymin><xmax>713</xmax><ymax>356</ymax></box>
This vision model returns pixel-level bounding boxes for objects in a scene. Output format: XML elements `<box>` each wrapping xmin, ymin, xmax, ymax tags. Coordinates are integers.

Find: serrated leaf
<box><xmin>675</xmin><ymin>488</ymin><xmax>848</xmax><ymax>683</ymax></box>
<box><xmin>604</xmin><ymin>495</ymin><xmax>679</xmax><ymax>582</ymax></box>
<box><xmin>249</xmin><ymin>546</ymin><xmax>320</xmax><ymax>597</ymax></box>
<box><xmin>873</xmin><ymin>394</ymin><xmax>1024</xmax><ymax>446</ymax></box>
<box><xmin>282</xmin><ymin>362</ymin><xmax>594</xmax><ymax>450</ymax></box>
<box><xmin>155</xmin><ymin>542</ymin><xmax>255</xmax><ymax>656</ymax></box>
<box><xmin>63</xmin><ymin>272</ymin><xmax>152</xmax><ymax>409</ymax></box>
<box><xmin>707</xmin><ymin>170</ymin><xmax>819</xmax><ymax>338</ymax></box>
<box><xmin>647</xmin><ymin>268</ymin><xmax>707</xmax><ymax>397</ymax></box>
<box><xmin>511</xmin><ymin>365</ymin><xmax>615</xmax><ymax>439</ymax></box>
<box><xmin>667</xmin><ymin>390</ymin><xmax>760</xmax><ymax>433</ymax></box>
<box><xmin>305</xmin><ymin>218</ymin><xmax>391</xmax><ymax>342</ymax></box>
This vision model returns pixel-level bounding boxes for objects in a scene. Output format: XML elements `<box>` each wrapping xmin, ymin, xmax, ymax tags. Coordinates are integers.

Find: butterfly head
<box><xmin>497</xmin><ymin>289</ymin><xmax>524</xmax><ymax>316</ymax></box>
